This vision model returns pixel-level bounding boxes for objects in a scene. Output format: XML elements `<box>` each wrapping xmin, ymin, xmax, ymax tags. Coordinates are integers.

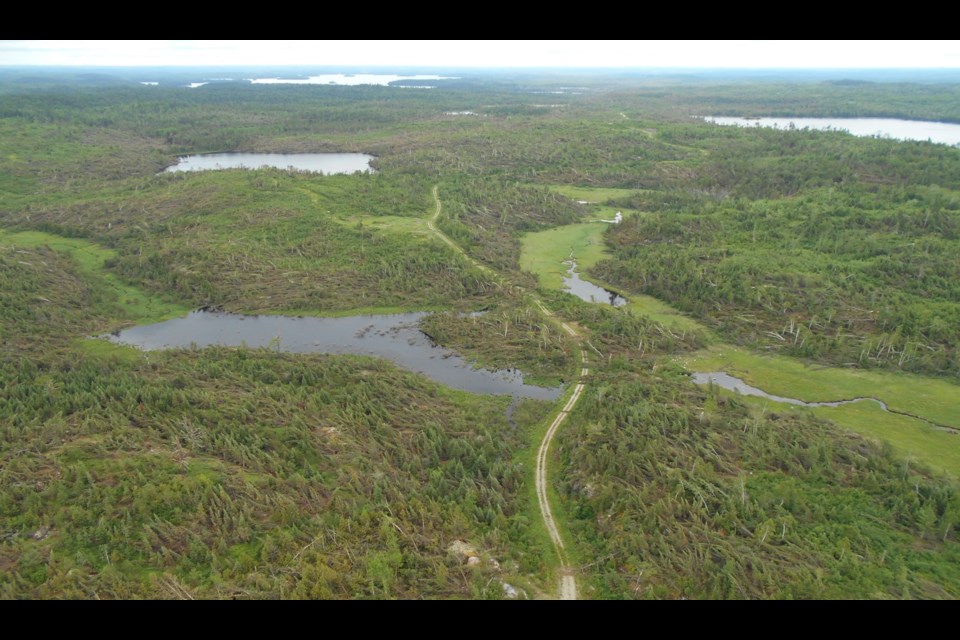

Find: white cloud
<box><xmin>2</xmin><ymin>40</ymin><xmax>959</xmax><ymax>68</ymax></box>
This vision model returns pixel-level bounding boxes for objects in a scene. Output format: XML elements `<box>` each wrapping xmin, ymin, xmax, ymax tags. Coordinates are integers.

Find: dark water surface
<box><xmin>106</xmin><ymin>311</ymin><xmax>562</xmax><ymax>400</ymax></box>
<box><xmin>562</xmin><ymin>261</ymin><xmax>627</xmax><ymax>307</ymax></box>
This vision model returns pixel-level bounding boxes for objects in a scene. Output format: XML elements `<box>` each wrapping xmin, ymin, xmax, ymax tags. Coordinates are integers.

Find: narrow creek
<box><xmin>691</xmin><ymin>371</ymin><xmax>958</xmax><ymax>433</ymax></box>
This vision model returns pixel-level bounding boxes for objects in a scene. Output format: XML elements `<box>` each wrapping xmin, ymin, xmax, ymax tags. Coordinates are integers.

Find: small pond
<box><xmin>105</xmin><ymin>311</ymin><xmax>562</xmax><ymax>400</ymax></box>
<box><xmin>562</xmin><ymin>261</ymin><xmax>627</xmax><ymax>307</ymax></box>
<box><xmin>163</xmin><ymin>152</ymin><xmax>375</xmax><ymax>174</ymax></box>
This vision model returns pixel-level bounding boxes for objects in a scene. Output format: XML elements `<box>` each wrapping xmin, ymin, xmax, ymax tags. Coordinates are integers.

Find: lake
<box><xmin>105</xmin><ymin>311</ymin><xmax>562</xmax><ymax>400</ymax></box>
<box><xmin>563</xmin><ymin>261</ymin><xmax>627</xmax><ymax>307</ymax></box>
<box><xmin>249</xmin><ymin>73</ymin><xmax>455</xmax><ymax>86</ymax></box>
<box><xmin>163</xmin><ymin>152</ymin><xmax>375</xmax><ymax>174</ymax></box>
<box><xmin>703</xmin><ymin>116</ymin><xmax>960</xmax><ymax>146</ymax></box>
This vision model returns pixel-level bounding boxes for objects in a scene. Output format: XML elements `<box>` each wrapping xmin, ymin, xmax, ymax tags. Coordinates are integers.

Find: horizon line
<box><xmin>3</xmin><ymin>64</ymin><xmax>960</xmax><ymax>71</ymax></box>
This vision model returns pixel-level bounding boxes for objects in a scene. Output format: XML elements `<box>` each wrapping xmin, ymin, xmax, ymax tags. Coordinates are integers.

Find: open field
<box><xmin>520</xmin><ymin>222</ymin><xmax>703</xmax><ymax>332</ymax></box>
<box><xmin>546</xmin><ymin>185</ymin><xmax>641</xmax><ymax>203</ymax></box>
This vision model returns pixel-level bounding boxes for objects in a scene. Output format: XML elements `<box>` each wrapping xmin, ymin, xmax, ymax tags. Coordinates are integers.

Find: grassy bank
<box><xmin>680</xmin><ymin>344</ymin><xmax>960</xmax><ymax>429</ymax></box>
<box><xmin>0</xmin><ymin>229</ymin><xmax>188</xmax><ymax>326</ymax></box>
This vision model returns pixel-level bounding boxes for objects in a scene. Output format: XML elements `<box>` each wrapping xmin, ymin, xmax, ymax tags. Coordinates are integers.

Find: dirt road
<box><xmin>428</xmin><ymin>186</ymin><xmax>586</xmax><ymax>600</ymax></box>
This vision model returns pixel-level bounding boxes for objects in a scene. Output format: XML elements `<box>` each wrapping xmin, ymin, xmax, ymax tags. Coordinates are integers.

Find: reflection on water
<box><xmin>562</xmin><ymin>261</ymin><xmax>627</xmax><ymax>307</ymax></box>
<box><xmin>691</xmin><ymin>371</ymin><xmax>888</xmax><ymax>409</ymax></box>
<box><xmin>703</xmin><ymin>116</ymin><xmax>960</xmax><ymax>146</ymax></box>
<box><xmin>105</xmin><ymin>311</ymin><xmax>561</xmax><ymax>400</ymax></box>
<box><xmin>163</xmin><ymin>152</ymin><xmax>374</xmax><ymax>174</ymax></box>
<box><xmin>692</xmin><ymin>371</ymin><xmax>960</xmax><ymax>433</ymax></box>
<box><xmin>249</xmin><ymin>73</ymin><xmax>455</xmax><ymax>86</ymax></box>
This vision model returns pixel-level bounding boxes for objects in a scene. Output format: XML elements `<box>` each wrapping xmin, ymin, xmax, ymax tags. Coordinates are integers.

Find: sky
<box><xmin>2</xmin><ymin>40</ymin><xmax>960</xmax><ymax>69</ymax></box>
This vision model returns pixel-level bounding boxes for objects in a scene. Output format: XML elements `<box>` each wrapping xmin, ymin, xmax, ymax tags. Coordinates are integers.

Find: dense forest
<box><xmin>558</xmin><ymin>359</ymin><xmax>959</xmax><ymax>598</ymax></box>
<box><xmin>1</xmin><ymin>68</ymin><xmax>958</xmax><ymax>599</ymax></box>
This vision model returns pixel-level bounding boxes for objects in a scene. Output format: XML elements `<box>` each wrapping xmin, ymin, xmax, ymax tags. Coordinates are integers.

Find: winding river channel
<box><xmin>691</xmin><ymin>371</ymin><xmax>958</xmax><ymax>433</ymax></box>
